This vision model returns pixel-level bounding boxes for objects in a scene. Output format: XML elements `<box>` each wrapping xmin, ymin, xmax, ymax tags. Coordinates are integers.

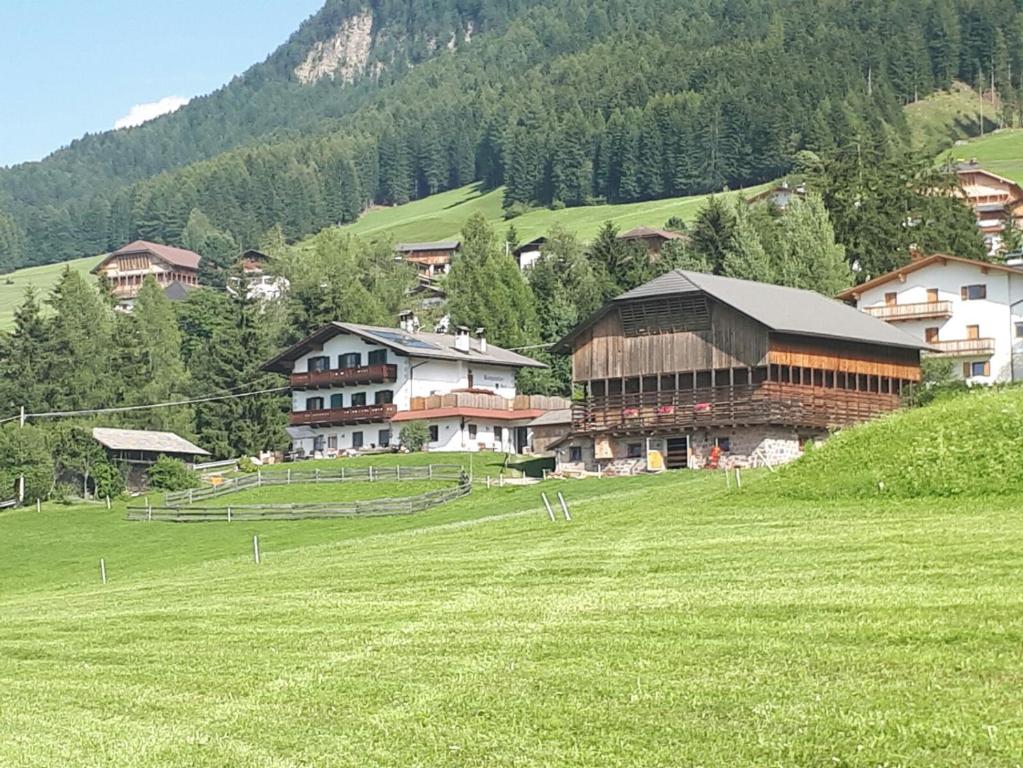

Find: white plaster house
<box><xmin>838</xmin><ymin>253</ymin><xmax>1023</xmax><ymax>384</ymax></box>
<box><xmin>263</xmin><ymin>316</ymin><xmax>569</xmax><ymax>456</ymax></box>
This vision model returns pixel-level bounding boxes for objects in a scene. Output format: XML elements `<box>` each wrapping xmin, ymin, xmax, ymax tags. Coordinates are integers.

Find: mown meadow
<box><xmin>1</xmin><ymin>421</ymin><xmax>1022</xmax><ymax>765</ymax></box>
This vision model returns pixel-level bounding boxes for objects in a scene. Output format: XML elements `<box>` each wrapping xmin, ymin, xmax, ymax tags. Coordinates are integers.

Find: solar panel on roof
<box><xmin>372</xmin><ymin>330</ymin><xmax>442</xmax><ymax>350</ymax></box>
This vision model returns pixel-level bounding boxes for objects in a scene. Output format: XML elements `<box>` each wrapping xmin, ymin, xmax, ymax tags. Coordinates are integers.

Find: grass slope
<box><xmin>767</xmin><ymin>388</ymin><xmax>1023</xmax><ymax>499</ymax></box>
<box><xmin>314</xmin><ymin>182</ymin><xmax>770</xmax><ymax>248</ymax></box>
<box><xmin>0</xmin><ymin>253</ymin><xmax>102</xmax><ymax>329</ymax></box>
<box><xmin>905</xmin><ymin>81</ymin><xmax>999</xmax><ymax>152</ymax></box>
<box><xmin>943</xmin><ymin>127</ymin><xmax>1023</xmax><ymax>183</ymax></box>
<box><xmin>1</xmin><ymin>469</ymin><xmax>1022</xmax><ymax>765</ymax></box>
<box><xmin>251</xmin><ymin>450</ymin><xmax>552</xmax><ymax>479</ymax></box>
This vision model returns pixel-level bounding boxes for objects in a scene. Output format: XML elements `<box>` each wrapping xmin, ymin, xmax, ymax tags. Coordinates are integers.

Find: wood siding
<box><xmin>768</xmin><ymin>334</ymin><xmax>922</xmax><ymax>381</ymax></box>
<box><xmin>572</xmin><ymin>299</ymin><xmax>769</xmax><ymax>381</ymax></box>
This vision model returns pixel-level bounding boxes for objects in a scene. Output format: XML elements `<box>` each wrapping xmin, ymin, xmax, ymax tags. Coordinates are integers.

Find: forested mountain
<box><xmin>1</xmin><ymin>0</ymin><xmax>1021</xmax><ymax>271</ymax></box>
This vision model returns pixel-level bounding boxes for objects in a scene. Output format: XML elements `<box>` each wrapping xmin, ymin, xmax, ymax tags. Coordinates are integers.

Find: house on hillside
<box><xmin>92</xmin><ymin>240</ymin><xmax>201</xmax><ymax>309</ymax></box>
<box><xmin>92</xmin><ymin>427</ymin><xmax>210</xmax><ymax>490</ymax></box>
<box><xmin>747</xmin><ymin>180</ymin><xmax>806</xmax><ymax>210</ymax></box>
<box><xmin>263</xmin><ymin>313</ymin><xmax>570</xmax><ymax>457</ymax></box>
<box><xmin>551</xmin><ymin>270</ymin><xmax>927</xmax><ymax>473</ymax></box>
<box><xmin>954</xmin><ymin>162</ymin><xmax>1023</xmax><ymax>254</ymax></box>
<box><xmin>838</xmin><ymin>252</ymin><xmax>1023</xmax><ymax>383</ymax></box>
<box><xmin>513</xmin><ymin>237</ymin><xmax>546</xmax><ymax>270</ymax></box>
<box><xmin>230</xmin><ymin>248</ymin><xmax>289</xmax><ymax>301</ymax></box>
<box><xmin>617</xmin><ymin>227</ymin><xmax>687</xmax><ymax>257</ymax></box>
<box><xmin>394</xmin><ymin>240</ymin><xmax>460</xmax><ymax>278</ymax></box>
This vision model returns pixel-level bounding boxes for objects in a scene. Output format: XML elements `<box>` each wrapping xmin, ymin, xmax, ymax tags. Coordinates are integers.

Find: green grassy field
<box><xmin>312</xmin><ymin>182</ymin><xmax>770</xmax><ymax>248</ymax></box>
<box><xmin>192</xmin><ymin>480</ymin><xmax>454</xmax><ymax>507</ymax></box>
<box><xmin>1</xmin><ymin>462</ymin><xmax>1021</xmax><ymax>765</ymax></box>
<box><xmin>905</xmin><ymin>81</ymin><xmax>999</xmax><ymax>152</ymax></box>
<box><xmin>942</xmin><ymin>128</ymin><xmax>1023</xmax><ymax>183</ymax></box>
<box><xmin>0</xmin><ymin>253</ymin><xmax>102</xmax><ymax>329</ymax></box>
<box><xmin>252</xmin><ymin>450</ymin><xmax>553</xmax><ymax>479</ymax></box>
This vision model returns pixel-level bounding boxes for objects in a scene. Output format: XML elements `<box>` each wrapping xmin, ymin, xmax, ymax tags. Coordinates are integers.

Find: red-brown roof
<box><xmin>836</xmin><ymin>253</ymin><xmax>1022</xmax><ymax>300</ymax></box>
<box><xmin>98</xmin><ymin>240</ymin><xmax>201</xmax><ymax>271</ymax></box>
<box><xmin>618</xmin><ymin>226</ymin><xmax>687</xmax><ymax>241</ymax></box>
<box><xmin>390</xmin><ymin>407</ymin><xmax>546</xmax><ymax>422</ymax></box>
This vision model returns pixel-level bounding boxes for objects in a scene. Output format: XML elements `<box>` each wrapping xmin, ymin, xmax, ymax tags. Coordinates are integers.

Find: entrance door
<box><xmin>665</xmin><ymin>437</ymin><xmax>689</xmax><ymax>469</ymax></box>
<box><xmin>514</xmin><ymin>427</ymin><xmax>529</xmax><ymax>454</ymax></box>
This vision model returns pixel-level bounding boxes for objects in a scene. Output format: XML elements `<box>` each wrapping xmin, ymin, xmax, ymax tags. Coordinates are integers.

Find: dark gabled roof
<box><xmin>513</xmin><ymin>237</ymin><xmax>547</xmax><ymax>256</ymax></box>
<box><xmin>555</xmin><ymin>270</ymin><xmax>928</xmax><ymax>353</ymax></box>
<box><xmin>263</xmin><ymin>322</ymin><xmax>546</xmax><ymax>374</ymax></box>
<box><xmin>394</xmin><ymin>240</ymin><xmax>460</xmax><ymax>253</ymax></box>
<box><xmin>836</xmin><ymin>253</ymin><xmax>1023</xmax><ymax>300</ymax></box>
<box><xmin>618</xmin><ymin>227</ymin><xmax>687</xmax><ymax>241</ymax></box>
<box><xmin>162</xmin><ymin>281</ymin><xmax>191</xmax><ymax>301</ymax></box>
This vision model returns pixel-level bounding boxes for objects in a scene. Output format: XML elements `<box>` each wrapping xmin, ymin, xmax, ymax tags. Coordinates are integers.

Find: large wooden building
<box><xmin>92</xmin><ymin>240</ymin><xmax>201</xmax><ymax>308</ymax></box>
<box><xmin>552</xmin><ymin>270</ymin><xmax>928</xmax><ymax>473</ymax></box>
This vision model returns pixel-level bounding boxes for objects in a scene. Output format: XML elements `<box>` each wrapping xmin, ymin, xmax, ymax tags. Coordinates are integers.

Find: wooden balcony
<box><xmin>290</xmin><ymin>364</ymin><xmax>397</xmax><ymax>390</ymax></box>
<box><xmin>927</xmin><ymin>338</ymin><xmax>996</xmax><ymax>357</ymax></box>
<box><xmin>571</xmin><ymin>383</ymin><xmax>901</xmax><ymax>433</ymax></box>
<box><xmin>863</xmin><ymin>301</ymin><xmax>952</xmax><ymax>321</ymax></box>
<box><xmin>290</xmin><ymin>403</ymin><xmax>397</xmax><ymax>427</ymax></box>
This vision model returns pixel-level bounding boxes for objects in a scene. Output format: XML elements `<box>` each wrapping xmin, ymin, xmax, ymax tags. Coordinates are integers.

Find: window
<box><xmin>374</xmin><ymin>390</ymin><xmax>394</xmax><ymax>405</ymax></box>
<box><xmin>428</xmin><ymin>425</ymin><xmax>439</xmax><ymax>443</ymax></box>
<box><xmin>965</xmin><ymin>361</ymin><xmax>990</xmax><ymax>377</ymax></box>
<box><xmin>961</xmin><ymin>284</ymin><xmax>987</xmax><ymax>300</ymax></box>
<box><xmin>327</xmin><ymin>435</ymin><xmax>338</xmax><ymax>450</ymax></box>
<box><xmin>368</xmin><ymin>349</ymin><xmax>387</xmax><ymax>365</ymax></box>
<box><xmin>569</xmin><ymin>446</ymin><xmax>583</xmax><ymax>463</ymax></box>
<box><xmin>350</xmin><ymin>392</ymin><xmax>367</xmax><ymax>407</ymax></box>
<box><xmin>884</xmin><ymin>291</ymin><xmax>897</xmax><ymax>306</ymax></box>
<box><xmin>468</xmin><ymin>424</ymin><xmax>478</xmax><ymax>439</ymax></box>
<box><xmin>925</xmin><ymin>327</ymin><xmax>939</xmax><ymax>343</ymax></box>
<box><xmin>714</xmin><ymin>436</ymin><xmax>731</xmax><ymax>452</ymax></box>
<box><xmin>305</xmin><ymin>396</ymin><xmax>324</xmax><ymax>411</ymax></box>
<box><xmin>926</xmin><ymin>288</ymin><xmax>939</xmax><ymax>303</ymax></box>
<box><xmin>339</xmin><ymin>352</ymin><xmax>362</xmax><ymax>369</ymax></box>
<box><xmin>467</xmin><ymin>369</ymin><xmax>475</xmax><ymax>388</ymax></box>
<box><xmin>626</xmin><ymin>443</ymin><xmax>643</xmax><ymax>459</ymax></box>
<box><xmin>1016</xmin><ymin>322</ymin><xmax>1023</xmax><ymax>339</ymax></box>
<box><xmin>330</xmin><ymin>393</ymin><xmax>344</xmax><ymax>408</ymax></box>
<box><xmin>351</xmin><ymin>431</ymin><xmax>364</xmax><ymax>448</ymax></box>
<box><xmin>378</xmin><ymin>430</ymin><xmax>391</xmax><ymax>448</ymax></box>
<box><xmin>494</xmin><ymin>427</ymin><xmax>503</xmax><ymax>444</ymax></box>
<box><xmin>308</xmin><ymin>355</ymin><xmax>330</xmax><ymax>372</ymax></box>
<box><xmin>966</xmin><ymin>324</ymin><xmax>980</xmax><ymax>340</ymax></box>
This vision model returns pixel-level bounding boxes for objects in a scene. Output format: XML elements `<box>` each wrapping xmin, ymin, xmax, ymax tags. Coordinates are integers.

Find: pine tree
<box><xmin>689</xmin><ymin>196</ymin><xmax>737</xmax><ymax>274</ymax></box>
<box><xmin>722</xmin><ymin>200</ymin><xmax>775</xmax><ymax>282</ymax></box>
<box><xmin>776</xmin><ymin>193</ymin><xmax>851</xmax><ymax>295</ymax></box>
<box><xmin>0</xmin><ymin>287</ymin><xmax>50</xmax><ymax>415</ymax></box>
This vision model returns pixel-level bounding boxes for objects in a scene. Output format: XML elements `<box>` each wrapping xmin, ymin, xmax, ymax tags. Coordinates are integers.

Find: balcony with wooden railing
<box><xmin>863</xmin><ymin>301</ymin><xmax>952</xmax><ymax>322</ymax></box>
<box><xmin>926</xmin><ymin>338</ymin><xmax>996</xmax><ymax>357</ymax></box>
<box><xmin>571</xmin><ymin>383</ymin><xmax>901</xmax><ymax>433</ymax></box>
<box><xmin>290</xmin><ymin>363</ymin><xmax>398</xmax><ymax>390</ymax></box>
<box><xmin>290</xmin><ymin>403</ymin><xmax>398</xmax><ymax>427</ymax></box>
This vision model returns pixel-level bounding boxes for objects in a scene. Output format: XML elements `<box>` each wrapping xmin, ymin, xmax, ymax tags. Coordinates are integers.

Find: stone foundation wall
<box><xmin>689</xmin><ymin>426</ymin><xmax>826</xmax><ymax>469</ymax></box>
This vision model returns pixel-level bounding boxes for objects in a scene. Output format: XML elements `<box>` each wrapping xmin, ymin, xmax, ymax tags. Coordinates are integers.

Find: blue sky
<box><xmin>0</xmin><ymin>1</ymin><xmax>324</xmax><ymax>167</ymax></box>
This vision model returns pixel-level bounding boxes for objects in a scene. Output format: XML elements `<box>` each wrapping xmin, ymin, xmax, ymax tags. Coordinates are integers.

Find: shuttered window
<box><xmin>619</xmin><ymin>296</ymin><xmax>710</xmax><ymax>337</ymax></box>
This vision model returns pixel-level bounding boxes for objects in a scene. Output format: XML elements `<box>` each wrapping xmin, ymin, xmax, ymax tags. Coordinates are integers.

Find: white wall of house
<box><xmin>419</xmin><ymin>417</ymin><xmax>526</xmax><ymax>453</ymax></box>
<box><xmin>517</xmin><ymin>248</ymin><xmax>542</xmax><ymax>270</ymax></box>
<box><xmin>855</xmin><ymin>261</ymin><xmax>1023</xmax><ymax>384</ymax></box>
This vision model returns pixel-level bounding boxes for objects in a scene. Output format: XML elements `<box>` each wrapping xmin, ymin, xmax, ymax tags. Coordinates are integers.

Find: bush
<box><xmin>503</xmin><ymin>202</ymin><xmax>531</xmax><ymax>220</ymax></box>
<box><xmin>550</xmin><ymin>199</ymin><xmax>566</xmax><ymax>211</ymax></box>
<box><xmin>146</xmin><ymin>456</ymin><xmax>200</xmax><ymax>491</ymax></box>
<box><xmin>91</xmin><ymin>460</ymin><xmax>125</xmax><ymax>500</ymax></box>
<box><xmin>238</xmin><ymin>456</ymin><xmax>258</xmax><ymax>473</ymax></box>
<box><xmin>0</xmin><ymin>424</ymin><xmax>54</xmax><ymax>504</ymax></box>
<box><xmin>399</xmin><ymin>421</ymin><xmax>430</xmax><ymax>452</ymax></box>
<box><xmin>51</xmin><ymin>482</ymin><xmax>79</xmax><ymax>505</ymax></box>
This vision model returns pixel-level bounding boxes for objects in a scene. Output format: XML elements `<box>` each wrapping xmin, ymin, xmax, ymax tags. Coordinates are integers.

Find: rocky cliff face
<box><xmin>294</xmin><ymin>10</ymin><xmax>374</xmax><ymax>85</ymax></box>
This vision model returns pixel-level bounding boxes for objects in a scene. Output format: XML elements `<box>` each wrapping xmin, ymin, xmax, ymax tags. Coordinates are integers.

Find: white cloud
<box><xmin>114</xmin><ymin>96</ymin><xmax>189</xmax><ymax>130</ymax></box>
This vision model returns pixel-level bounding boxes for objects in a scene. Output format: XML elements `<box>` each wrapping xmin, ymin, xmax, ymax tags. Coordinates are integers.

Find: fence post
<box><xmin>287</xmin><ymin>468</ymin><xmax>291</xmax><ymax>485</ymax></box>
<box><xmin>227</xmin><ymin>506</ymin><xmax>232</xmax><ymax>523</ymax></box>
<box><xmin>429</xmin><ymin>464</ymin><xmax>434</xmax><ymax>479</ymax></box>
<box><xmin>396</xmin><ymin>465</ymin><xmax>400</xmax><ymax>480</ymax></box>
<box><xmin>315</xmin><ymin>469</ymin><xmax>320</xmax><ymax>483</ymax></box>
<box><xmin>146</xmin><ymin>497</ymin><xmax>152</xmax><ymax>522</ymax></box>
<box><xmin>188</xmin><ymin>489</ymin><xmax>194</xmax><ymax>505</ymax></box>
<box><xmin>486</xmin><ymin>476</ymin><xmax>491</xmax><ymax>490</ymax></box>
<box><xmin>99</xmin><ymin>558</ymin><xmax>107</xmax><ymax>585</ymax></box>
<box><xmin>734</xmin><ymin>467</ymin><xmax>742</xmax><ymax>489</ymax></box>
<box><xmin>36</xmin><ymin>498</ymin><xmax>40</xmax><ymax>513</ymax></box>
<box><xmin>499</xmin><ymin>473</ymin><xmax>504</xmax><ymax>488</ymax></box>
<box><xmin>253</xmin><ymin>535</ymin><xmax>261</xmax><ymax>565</ymax></box>
<box><xmin>541</xmin><ymin>493</ymin><xmax>556</xmax><ymax>522</ymax></box>
<box><xmin>340</xmin><ymin>466</ymin><xmax>345</xmax><ymax>481</ymax></box>
<box><xmin>369</xmin><ymin>466</ymin><xmax>374</xmax><ymax>482</ymax></box>
<box><xmin>257</xmin><ymin>470</ymin><xmax>262</xmax><ymax>487</ymax></box>
<box><xmin>725</xmin><ymin>469</ymin><xmax>731</xmax><ymax>489</ymax></box>
<box><xmin>557</xmin><ymin>492</ymin><xmax>572</xmax><ymax>522</ymax></box>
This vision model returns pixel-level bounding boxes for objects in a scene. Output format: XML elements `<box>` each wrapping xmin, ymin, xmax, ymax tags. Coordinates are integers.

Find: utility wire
<box><xmin>1</xmin><ymin>385</ymin><xmax>291</xmax><ymax>426</ymax></box>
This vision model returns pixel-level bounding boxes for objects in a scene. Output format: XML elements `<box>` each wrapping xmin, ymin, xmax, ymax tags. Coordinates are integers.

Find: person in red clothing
<box><xmin>708</xmin><ymin>443</ymin><xmax>722</xmax><ymax>469</ymax></box>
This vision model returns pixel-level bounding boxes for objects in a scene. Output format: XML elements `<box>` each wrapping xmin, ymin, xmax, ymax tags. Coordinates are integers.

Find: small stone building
<box><xmin>92</xmin><ymin>427</ymin><xmax>210</xmax><ymax>490</ymax></box>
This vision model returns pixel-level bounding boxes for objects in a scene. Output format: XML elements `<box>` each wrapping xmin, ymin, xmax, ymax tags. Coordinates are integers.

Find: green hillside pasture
<box><xmin>905</xmin><ymin>81</ymin><xmax>998</xmax><ymax>151</ymax></box>
<box><xmin>253</xmin><ymin>450</ymin><xmax>552</xmax><ymax>479</ymax></box>
<box><xmin>316</xmin><ymin>182</ymin><xmax>770</xmax><ymax>248</ymax></box>
<box><xmin>943</xmin><ymin>127</ymin><xmax>1023</xmax><ymax>183</ymax></box>
<box><xmin>190</xmin><ymin>480</ymin><xmax>453</xmax><ymax>507</ymax></box>
<box><xmin>0</xmin><ymin>253</ymin><xmax>103</xmax><ymax>329</ymax></box>
<box><xmin>1</xmin><ymin>471</ymin><xmax>1021</xmax><ymax>765</ymax></box>
<box><xmin>766</xmin><ymin>388</ymin><xmax>1023</xmax><ymax>499</ymax></box>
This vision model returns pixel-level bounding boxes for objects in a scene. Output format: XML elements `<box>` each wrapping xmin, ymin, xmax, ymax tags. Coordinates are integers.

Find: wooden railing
<box><xmin>864</xmin><ymin>301</ymin><xmax>952</xmax><ymax>321</ymax></box>
<box><xmin>291</xmin><ymin>363</ymin><xmax>397</xmax><ymax>389</ymax></box>
<box><xmin>408</xmin><ymin>393</ymin><xmax>571</xmax><ymax>412</ymax></box>
<box><xmin>290</xmin><ymin>403</ymin><xmax>397</xmax><ymax>426</ymax></box>
<box><xmin>571</xmin><ymin>383</ymin><xmax>901</xmax><ymax>432</ymax></box>
<box><xmin>927</xmin><ymin>338</ymin><xmax>996</xmax><ymax>356</ymax></box>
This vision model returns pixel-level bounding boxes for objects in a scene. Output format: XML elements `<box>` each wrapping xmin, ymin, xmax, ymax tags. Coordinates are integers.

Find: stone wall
<box><xmin>688</xmin><ymin>426</ymin><xmax>826</xmax><ymax>469</ymax></box>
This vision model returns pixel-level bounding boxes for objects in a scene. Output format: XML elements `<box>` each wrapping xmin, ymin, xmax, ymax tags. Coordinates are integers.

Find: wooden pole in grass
<box><xmin>541</xmin><ymin>493</ymin><xmax>556</xmax><ymax>522</ymax></box>
<box><xmin>287</xmin><ymin>468</ymin><xmax>291</xmax><ymax>485</ymax></box>
<box><xmin>106</xmin><ymin>495</ymin><xmax>111</xmax><ymax>510</ymax></box>
<box><xmin>227</xmin><ymin>506</ymin><xmax>232</xmax><ymax>523</ymax></box>
<box><xmin>253</xmin><ymin>535</ymin><xmax>261</xmax><ymax>565</ymax></box>
<box><xmin>99</xmin><ymin>558</ymin><xmax>107</xmax><ymax>585</ymax></box>
<box><xmin>486</xmin><ymin>476</ymin><xmax>491</xmax><ymax>490</ymax></box>
<box><xmin>734</xmin><ymin>467</ymin><xmax>742</xmax><ymax>489</ymax></box>
<box><xmin>725</xmin><ymin>469</ymin><xmax>731</xmax><ymax>490</ymax></box>
<box><xmin>146</xmin><ymin>497</ymin><xmax>152</xmax><ymax>521</ymax></box>
<box><xmin>557</xmin><ymin>492</ymin><xmax>572</xmax><ymax>522</ymax></box>
<box><xmin>36</xmin><ymin>498</ymin><xmax>40</xmax><ymax>513</ymax></box>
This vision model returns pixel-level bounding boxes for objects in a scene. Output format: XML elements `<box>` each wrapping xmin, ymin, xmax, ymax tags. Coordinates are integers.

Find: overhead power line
<box><xmin>1</xmin><ymin>385</ymin><xmax>290</xmax><ymax>426</ymax></box>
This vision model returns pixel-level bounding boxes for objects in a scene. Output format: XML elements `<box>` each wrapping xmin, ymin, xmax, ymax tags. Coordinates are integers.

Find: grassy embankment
<box><xmin>2</xmin><ymin>391</ymin><xmax>1023</xmax><ymax>764</ymax></box>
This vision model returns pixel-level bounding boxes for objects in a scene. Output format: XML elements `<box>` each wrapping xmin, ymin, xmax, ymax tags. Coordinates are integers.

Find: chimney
<box><xmin>475</xmin><ymin>327</ymin><xmax>487</xmax><ymax>354</ymax></box>
<box><xmin>454</xmin><ymin>325</ymin><xmax>470</xmax><ymax>352</ymax></box>
<box><xmin>398</xmin><ymin>310</ymin><xmax>420</xmax><ymax>334</ymax></box>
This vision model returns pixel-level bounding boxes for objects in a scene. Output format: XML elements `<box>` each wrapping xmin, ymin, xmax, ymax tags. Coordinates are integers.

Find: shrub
<box><xmin>238</xmin><ymin>456</ymin><xmax>258</xmax><ymax>473</ymax></box>
<box><xmin>91</xmin><ymin>460</ymin><xmax>125</xmax><ymax>500</ymax></box>
<box><xmin>146</xmin><ymin>456</ymin><xmax>200</xmax><ymax>491</ymax></box>
<box><xmin>399</xmin><ymin>421</ymin><xmax>430</xmax><ymax>452</ymax></box>
<box><xmin>0</xmin><ymin>424</ymin><xmax>54</xmax><ymax>504</ymax></box>
<box><xmin>503</xmin><ymin>202</ymin><xmax>531</xmax><ymax>220</ymax></box>
<box><xmin>51</xmin><ymin>482</ymin><xmax>79</xmax><ymax>506</ymax></box>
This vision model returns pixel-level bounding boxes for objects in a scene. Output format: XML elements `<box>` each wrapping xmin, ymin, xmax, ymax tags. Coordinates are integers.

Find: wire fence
<box><xmin>127</xmin><ymin>464</ymin><xmax>470</xmax><ymax>523</ymax></box>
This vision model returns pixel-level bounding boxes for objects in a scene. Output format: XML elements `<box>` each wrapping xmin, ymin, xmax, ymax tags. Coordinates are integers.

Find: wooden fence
<box><xmin>126</xmin><ymin>464</ymin><xmax>469</xmax><ymax>523</ymax></box>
